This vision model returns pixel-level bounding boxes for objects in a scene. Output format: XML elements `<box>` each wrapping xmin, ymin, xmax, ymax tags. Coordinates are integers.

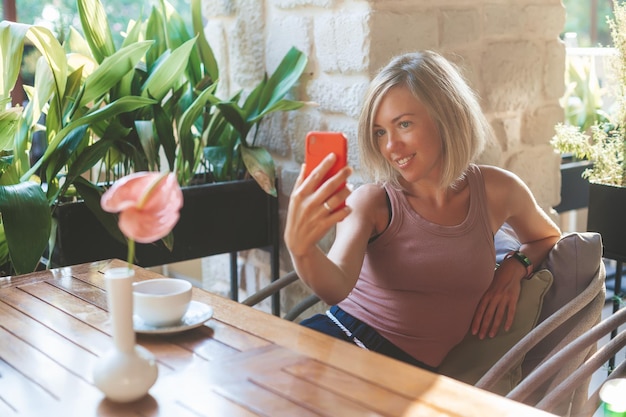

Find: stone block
<box><xmin>544</xmin><ymin>40</ymin><xmax>567</xmax><ymax>100</ymax></box>
<box><xmin>306</xmin><ymin>76</ymin><xmax>369</xmax><ymax>118</ymax></box>
<box><xmin>279</xmin><ymin>166</ymin><xmax>302</xmax><ymax>200</ymax></box>
<box><xmin>266</xmin><ymin>15</ymin><xmax>313</xmax><ymax>74</ymax></box>
<box><xmin>481</xmin><ymin>41</ymin><xmax>543</xmax><ymax>112</ymax></box>
<box><xmin>314</xmin><ymin>12</ymin><xmax>370</xmax><ymax>73</ymax></box>
<box><xmin>506</xmin><ymin>145</ymin><xmax>562</xmax><ymax>209</ymax></box>
<box><xmin>523</xmin><ymin>4</ymin><xmax>566</xmax><ymax>39</ymax></box>
<box><xmin>484</xmin><ymin>4</ymin><xmax>524</xmax><ymax>36</ymax></box>
<box><xmin>491</xmin><ymin>115</ymin><xmax>522</xmax><ymax>152</ymax></box>
<box><xmin>369</xmin><ymin>9</ymin><xmax>439</xmax><ymax>72</ymax></box>
<box><xmin>202</xmin><ymin>0</ymin><xmax>235</xmax><ymax>16</ymax></box>
<box><xmin>522</xmin><ymin>104</ymin><xmax>564</xmax><ymax>147</ymax></box>
<box><xmin>441</xmin><ymin>8</ymin><xmax>480</xmax><ymax>47</ymax></box>
<box><xmin>271</xmin><ymin>0</ymin><xmax>334</xmax><ymax>8</ymax></box>
<box><xmin>227</xmin><ymin>1</ymin><xmax>266</xmax><ymax>91</ymax></box>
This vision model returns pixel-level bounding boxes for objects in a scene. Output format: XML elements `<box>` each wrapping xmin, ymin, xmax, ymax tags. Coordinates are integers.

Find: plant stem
<box><xmin>127</xmin><ymin>238</ymin><xmax>135</xmax><ymax>268</ymax></box>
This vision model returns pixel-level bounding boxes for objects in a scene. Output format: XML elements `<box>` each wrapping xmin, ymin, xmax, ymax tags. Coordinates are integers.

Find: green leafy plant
<box><xmin>551</xmin><ymin>122</ymin><xmax>625</xmax><ymax>185</ymax></box>
<box><xmin>0</xmin><ymin>0</ymin><xmax>307</xmax><ymax>275</ymax></box>
<box><xmin>552</xmin><ymin>0</ymin><xmax>626</xmax><ymax>187</ymax></box>
<box><xmin>560</xmin><ymin>54</ymin><xmax>610</xmax><ymax>132</ymax></box>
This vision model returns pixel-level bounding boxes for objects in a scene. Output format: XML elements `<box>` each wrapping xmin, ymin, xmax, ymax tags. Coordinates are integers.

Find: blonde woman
<box><xmin>284</xmin><ymin>50</ymin><xmax>561</xmax><ymax>371</ymax></box>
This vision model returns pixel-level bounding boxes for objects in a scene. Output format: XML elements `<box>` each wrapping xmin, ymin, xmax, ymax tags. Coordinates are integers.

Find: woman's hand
<box><xmin>470</xmin><ymin>262</ymin><xmax>522</xmax><ymax>339</ymax></box>
<box><xmin>284</xmin><ymin>153</ymin><xmax>352</xmax><ymax>258</ymax></box>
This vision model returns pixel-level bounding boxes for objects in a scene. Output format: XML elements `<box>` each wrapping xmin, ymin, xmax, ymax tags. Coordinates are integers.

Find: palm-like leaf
<box><xmin>0</xmin><ymin>21</ymin><xmax>30</xmax><ymax>98</ymax></box>
<box><xmin>77</xmin><ymin>0</ymin><xmax>116</xmax><ymax>63</ymax></box>
<box><xmin>79</xmin><ymin>41</ymin><xmax>154</xmax><ymax>107</ymax></box>
<box><xmin>0</xmin><ymin>182</ymin><xmax>51</xmax><ymax>274</ymax></box>
<box><xmin>142</xmin><ymin>38</ymin><xmax>196</xmax><ymax>102</ymax></box>
<box><xmin>22</xmin><ymin>96</ymin><xmax>157</xmax><ymax>184</ymax></box>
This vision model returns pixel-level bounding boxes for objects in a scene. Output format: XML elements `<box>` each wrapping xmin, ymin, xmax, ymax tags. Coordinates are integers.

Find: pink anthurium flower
<box><xmin>101</xmin><ymin>172</ymin><xmax>183</xmax><ymax>265</ymax></box>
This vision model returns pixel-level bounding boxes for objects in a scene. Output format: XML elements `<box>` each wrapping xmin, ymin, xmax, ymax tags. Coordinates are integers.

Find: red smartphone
<box><xmin>304</xmin><ymin>131</ymin><xmax>348</xmax><ymax>208</ymax></box>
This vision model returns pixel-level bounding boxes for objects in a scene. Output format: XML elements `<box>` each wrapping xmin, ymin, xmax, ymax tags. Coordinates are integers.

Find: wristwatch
<box><xmin>504</xmin><ymin>250</ymin><xmax>533</xmax><ymax>279</ymax></box>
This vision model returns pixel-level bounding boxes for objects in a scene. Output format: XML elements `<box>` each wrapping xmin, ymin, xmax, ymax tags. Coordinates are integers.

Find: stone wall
<box><xmin>190</xmin><ymin>0</ymin><xmax>567</xmax><ymax>316</ymax></box>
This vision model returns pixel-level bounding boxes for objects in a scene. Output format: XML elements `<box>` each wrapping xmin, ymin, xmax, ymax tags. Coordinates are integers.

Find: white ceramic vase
<box><xmin>93</xmin><ymin>267</ymin><xmax>158</xmax><ymax>402</ymax></box>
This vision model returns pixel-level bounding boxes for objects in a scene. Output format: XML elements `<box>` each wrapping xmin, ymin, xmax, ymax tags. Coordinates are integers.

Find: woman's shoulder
<box><xmin>348</xmin><ymin>182</ymin><xmax>388</xmax><ymax>207</ymax></box>
<box><xmin>474</xmin><ymin>164</ymin><xmax>523</xmax><ymax>186</ymax></box>
<box><xmin>348</xmin><ymin>183</ymin><xmax>392</xmax><ymax>236</ymax></box>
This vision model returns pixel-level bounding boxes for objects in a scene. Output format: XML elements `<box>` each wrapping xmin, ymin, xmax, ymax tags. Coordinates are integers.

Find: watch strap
<box><xmin>504</xmin><ymin>250</ymin><xmax>533</xmax><ymax>279</ymax></box>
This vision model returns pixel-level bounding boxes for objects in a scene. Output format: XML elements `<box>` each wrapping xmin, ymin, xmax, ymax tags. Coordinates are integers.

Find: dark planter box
<box><xmin>51</xmin><ymin>179</ymin><xmax>279</xmax><ymax>268</ymax></box>
<box><xmin>587</xmin><ymin>182</ymin><xmax>626</xmax><ymax>261</ymax></box>
<box><xmin>555</xmin><ymin>160</ymin><xmax>592</xmax><ymax>213</ymax></box>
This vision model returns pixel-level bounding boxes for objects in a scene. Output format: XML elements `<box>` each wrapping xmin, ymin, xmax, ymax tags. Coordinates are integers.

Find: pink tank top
<box><xmin>338</xmin><ymin>164</ymin><xmax>495</xmax><ymax>367</ymax></box>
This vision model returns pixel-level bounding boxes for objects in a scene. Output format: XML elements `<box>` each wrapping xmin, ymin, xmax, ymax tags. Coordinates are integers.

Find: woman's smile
<box><xmin>395</xmin><ymin>153</ymin><xmax>416</xmax><ymax>168</ymax></box>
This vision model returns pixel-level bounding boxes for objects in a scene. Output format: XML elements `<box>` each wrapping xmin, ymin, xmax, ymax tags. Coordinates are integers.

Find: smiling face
<box><xmin>373</xmin><ymin>85</ymin><xmax>443</xmax><ymax>187</ymax></box>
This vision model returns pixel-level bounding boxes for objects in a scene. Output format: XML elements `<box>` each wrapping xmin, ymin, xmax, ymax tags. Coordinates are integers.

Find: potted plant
<box><xmin>0</xmin><ymin>0</ymin><xmax>307</xmax><ymax>275</ymax></box>
<box><xmin>551</xmin><ymin>0</ymin><xmax>626</xmax><ymax>259</ymax></box>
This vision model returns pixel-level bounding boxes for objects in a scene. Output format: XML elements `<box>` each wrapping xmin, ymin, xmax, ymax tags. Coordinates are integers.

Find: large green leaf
<box><xmin>145</xmin><ymin>7</ymin><xmax>166</xmax><ymax>71</ymax></box>
<box><xmin>178</xmin><ymin>84</ymin><xmax>216</xmax><ymax>171</ymax></box>
<box><xmin>241</xmin><ymin>76</ymin><xmax>267</xmax><ymax>123</ymax></box>
<box><xmin>0</xmin><ymin>223</ymin><xmax>9</xmax><ymax>267</ymax></box>
<box><xmin>252</xmin><ymin>99</ymin><xmax>305</xmax><ymax>124</ymax></box>
<box><xmin>0</xmin><ymin>21</ymin><xmax>30</xmax><ymax>98</ymax></box>
<box><xmin>77</xmin><ymin>0</ymin><xmax>116</xmax><ymax>63</ymax></box>
<box><xmin>203</xmin><ymin>145</ymin><xmax>232</xmax><ymax>181</ymax></box>
<box><xmin>79</xmin><ymin>41</ymin><xmax>154</xmax><ymax>107</ymax></box>
<box><xmin>153</xmin><ymin>105</ymin><xmax>176</xmax><ymax>171</ymax></box>
<box><xmin>191</xmin><ymin>0</ymin><xmax>218</xmax><ymax>82</ymax></box>
<box><xmin>26</xmin><ymin>25</ymin><xmax>68</xmax><ymax>122</ymax></box>
<box><xmin>142</xmin><ymin>37</ymin><xmax>196</xmax><ymax>102</ymax></box>
<box><xmin>135</xmin><ymin>120</ymin><xmax>160</xmax><ymax>171</ymax></box>
<box><xmin>211</xmin><ymin>100</ymin><xmax>249</xmax><ymax>139</ymax></box>
<box><xmin>0</xmin><ymin>157</ymin><xmax>18</xmax><ymax>186</ymax></box>
<box><xmin>33</xmin><ymin>57</ymin><xmax>59</xmax><ymax>135</ymax></box>
<box><xmin>257</xmin><ymin>47</ymin><xmax>307</xmax><ymax>112</ymax></box>
<box><xmin>63</xmin><ymin>67</ymin><xmax>88</xmax><ymax>123</ymax></box>
<box><xmin>241</xmin><ymin>146</ymin><xmax>276</xmax><ymax>196</ymax></box>
<box><xmin>0</xmin><ymin>108</ymin><xmax>20</xmax><ymax>150</ymax></box>
<box><xmin>44</xmin><ymin>125</ymin><xmax>89</xmax><ymax>189</ymax></box>
<box><xmin>159</xmin><ymin>0</ymin><xmax>201</xmax><ymax>87</ymax></box>
<box><xmin>66</xmin><ymin>27</ymin><xmax>93</xmax><ymax>58</ymax></box>
<box><xmin>0</xmin><ymin>182</ymin><xmax>51</xmax><ymax>274</ymax></box>
<box><xmin>61</xmin><ymin>137</ymin><xmax>116</xmax><ymax>198</ymax></box>
<box><xmin>117</xmin><ymin>19</ymin><xmax>145</xmax><ymax>99</ymax></box>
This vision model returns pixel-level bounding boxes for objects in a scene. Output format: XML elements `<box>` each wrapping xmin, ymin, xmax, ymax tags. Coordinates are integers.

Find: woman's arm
<box><xmin>471</xmin><ymin>165</ymin><xmax>562</xmax><ymax>339</ymax></box>
<box><xmin>284</xmin><ymin>154</ymin><xmax>385</xmax><ymax>305</ymax></box>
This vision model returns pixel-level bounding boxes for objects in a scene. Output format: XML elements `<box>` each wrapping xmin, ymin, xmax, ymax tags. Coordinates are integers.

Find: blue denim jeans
<box><xmin>300</xmin><ymin>305</ymin><xmax>438</xmax><ymax>373</ymax></box>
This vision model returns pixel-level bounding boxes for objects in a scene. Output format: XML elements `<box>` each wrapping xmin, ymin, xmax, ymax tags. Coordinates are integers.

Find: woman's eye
<box><xmin>399</xmin><ymin>120</ymin><xmax>411</xmax><ymax>128</ymax></box>
<box><xmin>374</xmin><ymin>129</ymin><xmax>386</xmax><ymax>138</ymax></box>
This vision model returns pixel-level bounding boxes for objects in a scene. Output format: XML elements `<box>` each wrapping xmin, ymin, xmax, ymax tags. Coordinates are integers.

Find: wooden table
<box><xmin>0</xmin><ymin>259</ymin><xmax>556</xmax><ymax>417</ymax></box>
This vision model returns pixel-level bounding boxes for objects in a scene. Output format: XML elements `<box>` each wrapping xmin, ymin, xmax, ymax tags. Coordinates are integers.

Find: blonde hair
<box><xmin>358</xmin><ymin>50</ymin><xmax>491</xmax><ymax>189</ymax></box>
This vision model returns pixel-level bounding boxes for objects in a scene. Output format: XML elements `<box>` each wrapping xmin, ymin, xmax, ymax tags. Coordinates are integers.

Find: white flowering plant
<box><xmin>551</xmin><ymin>0</ymin><xmax>626</xmax><ymax>187</ymax></box>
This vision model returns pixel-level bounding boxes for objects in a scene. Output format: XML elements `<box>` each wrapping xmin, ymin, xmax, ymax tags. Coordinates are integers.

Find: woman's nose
<box><xmin>385</xmin><ymin>131</ymin><xmax>401</xmax><ymax>151</ymax></box>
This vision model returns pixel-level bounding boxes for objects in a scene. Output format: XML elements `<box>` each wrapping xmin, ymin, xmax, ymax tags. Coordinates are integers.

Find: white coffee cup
<box><xmin>133</xmin><ymin>278</ymin><xmax>193</xmax><ymax>327</ymax></box>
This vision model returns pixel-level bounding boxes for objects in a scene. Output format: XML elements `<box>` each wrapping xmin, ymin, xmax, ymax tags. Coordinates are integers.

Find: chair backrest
<box><xmin>509</xmin><ymin>304</ymin><xmax>626</xmax><ymax>417</ymax></box>
<box><xmin>476</xmin><ymin>260</ymin><xmax>606</xmax><ymax>410</ymax></box>
<box><xmin>241</xmin><ymin>271</ymin><xmax>322</xmax><ymax>320</ymax></box>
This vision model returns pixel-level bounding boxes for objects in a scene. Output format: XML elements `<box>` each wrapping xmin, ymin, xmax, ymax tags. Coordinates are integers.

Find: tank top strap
<box><xmin>464</xmin><ymin>164</ymin><xmax>494</xmax><ymax>240</ymax></box>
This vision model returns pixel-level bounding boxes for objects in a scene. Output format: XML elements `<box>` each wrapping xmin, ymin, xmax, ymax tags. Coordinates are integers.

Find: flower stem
<box><xmin>127</xmin><ymin>238</ymin><xmax>135</xmax><ymax>268</ymax></box>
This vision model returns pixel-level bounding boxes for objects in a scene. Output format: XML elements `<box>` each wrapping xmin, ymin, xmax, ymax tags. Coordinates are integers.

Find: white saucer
<box><xmin>133</xmin><ymin>301</ymin><xmax>213</xmax><ymax>335</ymax></box>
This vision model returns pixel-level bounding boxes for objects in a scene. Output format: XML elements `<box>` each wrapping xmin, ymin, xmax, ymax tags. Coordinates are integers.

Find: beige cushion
<box><xmin>438</xmin><ymin>269</ymin><xmax>553</xmax><ymax>395</ymax></box>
